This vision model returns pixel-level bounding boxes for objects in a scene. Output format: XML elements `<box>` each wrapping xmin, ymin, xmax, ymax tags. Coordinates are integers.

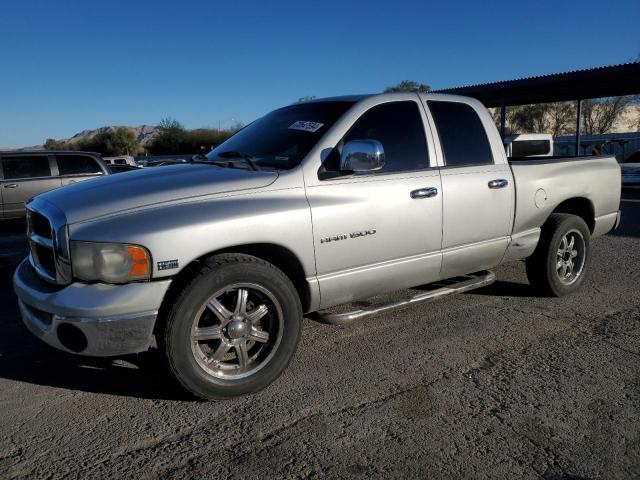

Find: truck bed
<box><xmin>508</xmin><ymin>154</ymin><xmax>621</xmax><ymax>237</ymax></box>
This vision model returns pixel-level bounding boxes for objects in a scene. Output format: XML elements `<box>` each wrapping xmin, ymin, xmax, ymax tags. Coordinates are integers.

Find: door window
<box><xmin>2</xmin><ymin>156</ymin><xmax>52</xmax><ymax>179</ymax></box>
<box><xmin>56</xmin><ymin>155</ymin><xmax>103</xmax><ymax>175</ymax></box>
<box><xmin>428</xmin><ymin>101</ymin><xmax>493</xmax><ymax>167</ymax></box>
<box><xmin>342</xmin><ymin>101</ymin><xmax>429</xmax><ymax>173</ymax></box>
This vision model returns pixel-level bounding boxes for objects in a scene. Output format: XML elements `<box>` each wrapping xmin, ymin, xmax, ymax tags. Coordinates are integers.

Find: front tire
<box><xmin>158</xmin><ymin>254</ymin><xmax>302</xmax><ymax>400</ymax></box>
<box><xmin>525</xmin><ymin>213</ymin><xmax>591</xmax><ymax>297</ymax></box>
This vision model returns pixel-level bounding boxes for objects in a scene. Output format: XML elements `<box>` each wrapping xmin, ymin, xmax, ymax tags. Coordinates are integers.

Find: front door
<box><xmin>306</xmin><ymin>100</ymin><xmax>443</xmax><ymax>308</ymax></box>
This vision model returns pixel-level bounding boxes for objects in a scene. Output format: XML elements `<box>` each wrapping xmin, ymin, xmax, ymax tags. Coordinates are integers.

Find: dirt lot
<box><xmin>1</xmin><ymin>193</ymin><xmax>639</xmax><ymax>479</ymax></box>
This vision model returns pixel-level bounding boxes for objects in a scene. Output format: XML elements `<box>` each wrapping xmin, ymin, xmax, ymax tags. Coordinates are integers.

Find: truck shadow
<box><xmin>472</xmin><ymin>280</ymin><xmax>543</xmax><ymax>298</ymax></box>
<box><xmin>0</xmin><ymin>342</ymin><xmax>191</xmax><ymax>401</ymax></box>
<box><xmin>0</xmin><ymin>265</ymin><xmax>190</xmax><ymax>401</ymax></box>
<box><xmin>0</xmin><ymin>262</ymin><xmax>542</xmax><ymax>400</ymax></box>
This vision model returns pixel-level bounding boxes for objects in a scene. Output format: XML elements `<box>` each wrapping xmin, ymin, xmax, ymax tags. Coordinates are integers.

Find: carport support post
<box><xmin>499</xmin><ymin>95</ymin><xmax>506</xmax><ymax>140</ymax></box>
<box><xmin>575</xmin><ymin>99</ymin><xmax>582</xmax><ymax>156</ymax></box>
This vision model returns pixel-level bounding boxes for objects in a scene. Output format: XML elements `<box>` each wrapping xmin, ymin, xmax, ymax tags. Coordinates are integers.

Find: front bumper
<box><xmin>13</xmin><ymin>260</ymin><xmax>172</xmax><ymax>356</ymax></box>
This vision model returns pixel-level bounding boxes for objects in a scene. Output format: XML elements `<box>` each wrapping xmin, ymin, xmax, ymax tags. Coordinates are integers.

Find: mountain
<box><xmin>66</xmin><ymin>125</ymin><xmax>160</xmax><ymax>147</ymax></box>
<box><xmin>1</xmin><ymin>125</ymin><xmax>162</xmax><ymax>151</ymax></box>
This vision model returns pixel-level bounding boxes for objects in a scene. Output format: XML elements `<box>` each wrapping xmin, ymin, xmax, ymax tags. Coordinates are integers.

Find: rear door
<box><xmin>424</xmin><ymin>99</ymin><xmax>514</xmax><ymax>277</ymax></box>
<box><xmin>306</xmin><ymin>99</ymin><xmax>443</xmax><ymax>308</ymax></box>
<box><xmin>0</xmin><ymin>154</ymin><xmax>61</xmax><ymax>218</ymax></box>
<box><xmin>56</xmin><ymin>154</ymin><xmax>106</xmax><ymax>186</ymax></box>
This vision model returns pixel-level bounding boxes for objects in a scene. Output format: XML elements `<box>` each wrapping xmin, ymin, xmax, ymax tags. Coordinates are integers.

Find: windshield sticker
<box><xmin>288</xmin><ymin>121</ymin><xmax>324</xmax><ymax>133</ymax></box>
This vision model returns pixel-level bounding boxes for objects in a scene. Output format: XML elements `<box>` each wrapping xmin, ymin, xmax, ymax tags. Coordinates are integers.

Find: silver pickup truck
<box><xmin>13</xmin><ymin>93</ymin><xmax>621</xmax><ymax>399</ymax></box>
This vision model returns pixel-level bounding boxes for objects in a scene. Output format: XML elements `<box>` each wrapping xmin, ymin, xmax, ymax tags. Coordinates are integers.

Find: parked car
<box><xmin>145</xmin><ymin>159</ymin><xmax>189</xmax><ymax>167</ymax></box>
<box><xmin>621</xmin><ymin>151</ymin><xmax>640</xmax><ymax>188</ymax></box>
<box><xmin>503</xmin><ymin>133</ymin><xmax>554</xmax><ymax>157</ymax></box>
<box><xmin>103</xmin><ymin>155</ymin><xmax>138</xmax><ymax>167</ymax></box>
<box><xmin>14</xmin><ymin>93</ymin><xmax>621</xmax><ymax>400</ymax></box>
<box><xmin>107</xmin><ymin>164</ymin><xmax>142</xmax><ymax>174</ymax></box>
<box><xmin>0</xmin><ymin>151</ymin><xmax>109</xmax><ymax>219</ymax></box>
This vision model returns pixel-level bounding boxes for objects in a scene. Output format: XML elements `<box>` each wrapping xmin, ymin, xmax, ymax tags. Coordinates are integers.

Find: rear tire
<box><xmin>158</xmin><ymin>254</ymin><xmax>302</xmax><ymax>400</ymax></box>
<box><xmin>525</xmin><ymin>213</ymin><xmax>591</xmax><ymax>297</ymax></box>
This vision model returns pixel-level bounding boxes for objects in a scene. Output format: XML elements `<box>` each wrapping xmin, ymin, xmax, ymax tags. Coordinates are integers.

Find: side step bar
<box><xmin>313</xmin><ymin>270</ymin><xmax>496</xmax><ymax>325</ymax></box>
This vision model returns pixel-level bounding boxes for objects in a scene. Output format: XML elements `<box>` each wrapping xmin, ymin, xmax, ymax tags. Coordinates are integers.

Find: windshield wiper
<box><xmin>214</xmin><ymin>151</ymin><xmax>259</xmax><ymax>171</ymax></box>
<box><xmin>191</xmin><ymin>159</ymin><xmax>234</xmax><ymax>169</ymax></box>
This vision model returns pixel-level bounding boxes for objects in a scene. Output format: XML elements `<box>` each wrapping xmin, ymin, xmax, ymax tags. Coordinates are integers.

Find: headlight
<box><xmin>71</xmin><ymin>241</ymin><xmax>151</xmax><ymax>283</ymax></box>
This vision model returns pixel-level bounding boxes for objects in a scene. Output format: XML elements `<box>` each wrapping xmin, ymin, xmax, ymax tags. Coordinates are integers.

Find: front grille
<box><xmin>27</xmin><ymin>207</ymin><xmax>58</xmax><ymax>283</ymax></box>
<box><xmin>26</xmin><ymin>201</ymin><xmax>71</xmax><ymax>285</ymax></box>
<box><xmin>34</xmin><ymin>244</ymin><xmax>56</xmax><ymax>277</ymax></box>
<box><xmin>31</xmin><ymin>211</ymin><xmax>52</xmax><ymax>239</ymax></box>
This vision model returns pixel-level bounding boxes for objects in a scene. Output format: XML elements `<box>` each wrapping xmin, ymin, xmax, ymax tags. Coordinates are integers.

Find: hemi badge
<box><xmin>158</xmin><ymin>259</ymin><xmax>179</xmax><ymax>271</ymax></box>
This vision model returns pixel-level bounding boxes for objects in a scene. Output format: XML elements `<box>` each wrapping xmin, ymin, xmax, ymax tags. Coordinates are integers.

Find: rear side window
<box><xmin>428</xmin><ymin>101</ymin><xmax>493</xmax><ymax>167</ymax></box>
<box><xmin>343</xmin><ymin>101</ymin><xmax>429</xmax><ymax>173</ymax></box>
<box><xmin>511</xmin><ymin>140</ymin><xmax>551</xmax><ymax>157</ymax></box>
<box><xmin>56</xmin><ymin>155</ymin><xmax>102</xmax><ymax>175</ymax></box>
<box><xmin>2</xmin><ymin>156</ymin><xmax>51</xmax><ymax>179</ymax></box>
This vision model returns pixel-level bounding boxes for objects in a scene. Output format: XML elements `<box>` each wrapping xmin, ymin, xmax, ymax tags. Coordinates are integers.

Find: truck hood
<box><xmin>37</xmin><ymin>163</ymin><xmax>279</xmax><ymax>224</ymax></box>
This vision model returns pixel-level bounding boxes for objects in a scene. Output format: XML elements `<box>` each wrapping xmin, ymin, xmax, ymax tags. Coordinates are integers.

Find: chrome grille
<box><xmin>27</xmin><ymin>209</ymin><xmax>56</xmax><ymax>281</ymax></box>
<box><xmin>26</xmin><ymin>199</ymin><xmax>72</xmax><ymax>285</ymax></box>
<box><xmin>30</xmin><ymin>210</ymin><xmax>52</xmax><ymax>239</ymax></box>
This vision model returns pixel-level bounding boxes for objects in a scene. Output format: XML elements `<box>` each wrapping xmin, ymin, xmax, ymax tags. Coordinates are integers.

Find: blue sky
<box><xmin>1</xmin><ymin>0</ymin><xmax>638</xmax><ymax>148</ymax></box>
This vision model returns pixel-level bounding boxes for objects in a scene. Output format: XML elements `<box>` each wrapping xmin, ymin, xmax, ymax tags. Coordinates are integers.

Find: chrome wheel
<box><xmin>190</xmin><ymin>283</ymin><xmax>284</xmax><ymax>380</ymax></box>
<box><xmin>555</xmin><ymin>229</ymin><xmax>585</xmax><ymax>285</ymax></box>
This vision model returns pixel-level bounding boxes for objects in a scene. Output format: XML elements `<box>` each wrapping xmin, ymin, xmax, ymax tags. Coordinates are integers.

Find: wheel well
<box><xmin>550</xmin><ymin>198</ymin><xmax>595</xmax><ymax>233</ymax></box>
<box><xmin>157</xmin><ymin>244</ymin><xmax>311</xmax><ymax>327</ymax></box>
<box><xmin>215</xmin><ymin>244</ymin><xmax>310</xmax><ymax>311</ymax></box>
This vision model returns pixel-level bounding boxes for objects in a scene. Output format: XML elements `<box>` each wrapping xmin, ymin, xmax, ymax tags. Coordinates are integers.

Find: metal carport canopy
<box><xmin>433</xmin><ymin>62</ymin><xmax>640</xmax><ymax>108</ymax></box>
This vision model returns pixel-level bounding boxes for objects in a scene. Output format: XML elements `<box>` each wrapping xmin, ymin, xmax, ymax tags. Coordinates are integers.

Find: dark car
<box><xmin>623</xmin><ymin>151</ymin><xmax>640</xmax><ymax>164</ymax></box>
<box><xmin>622</xmin><ymin>151</ymin><xmax>640</xmax><ymax>188</ymax></box>
<box><xmin>108</xmin><ymin>164</ymin><xmax>142</xmax><ymax>174</ymax></box>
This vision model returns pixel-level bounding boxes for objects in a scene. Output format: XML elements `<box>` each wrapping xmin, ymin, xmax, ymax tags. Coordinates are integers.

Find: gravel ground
<box><xmin>0</xmin><ymin>194</ymin><xmax>639</xmax><ymax>479</ymax></box>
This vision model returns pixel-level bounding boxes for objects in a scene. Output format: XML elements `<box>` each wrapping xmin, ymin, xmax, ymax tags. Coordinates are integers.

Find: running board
<box><xmin>313</xmin><ymin>270</ymin><xmax>496</xmax><ymax>325</ymax></box>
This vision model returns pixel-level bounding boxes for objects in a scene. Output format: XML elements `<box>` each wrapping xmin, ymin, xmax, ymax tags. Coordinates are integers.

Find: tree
<box><xmin>147</xmin><ymin>118</ymin><xmax>186</xmax><ymax>155</ymax></box>
<box><xmin>581</xmin><ymin>95</ymin><xmax>639</xmax><ymax>135</ymax></box>
<box><xmin>384</xmin><ymin>80</ymin><xmax>430</xmax><ymax>93</ymax></box>
<box><xmin>509</xmin><ymin>104</ymin><xmax>547</xmax><ymax>134</ymax></box>
<box><xmin>44</xmin><ymin>138</ymin><xmax>71</xmax><ymax>150</ymax></box>
<box><xmin>490</xmin><ymin>102</ymin><xmax>575</xmax><ymax>136</ymax></box>
<box><xmin>79</xmin><ymin>127</ymin><xmax>141</xmax><ymax>156</ymax></box>
<box><xmin>147</xmin><ymin>118</ymin><xmax>241</xmax><ymax>155</ymax></box>
<box><xmin>546</xmin><ymin>102</ymin><xmax>576</xmax><ymax>137</ymax></box>
<box><xmin>508</xmin><ymin>102</ymin><xmax>575</xmax><ymax>136</ymax></box>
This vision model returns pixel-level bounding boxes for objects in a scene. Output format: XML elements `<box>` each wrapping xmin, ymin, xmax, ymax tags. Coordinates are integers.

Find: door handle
<box><xmin>488</xmin><ymin>179</ymin><xmax>508</xmax><ymax>189</ymax></box>
<box><xmin>3</xmin><ymin>184</ymin><xmax>18</xmax><ymax>188</ymax></box>
<box><xmin>410</xmin><ymin>187</ymin><xmax>438</xmax><ymax>199</ymax></box>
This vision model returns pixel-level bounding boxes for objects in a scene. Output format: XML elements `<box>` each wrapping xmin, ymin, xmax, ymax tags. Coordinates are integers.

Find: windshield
<box><xmin>205</xmin><ymin>101</ymin><xmax>355</xmax><ymax>170</ymax></box>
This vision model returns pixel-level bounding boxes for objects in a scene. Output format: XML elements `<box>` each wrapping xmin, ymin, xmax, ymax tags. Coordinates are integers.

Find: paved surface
<box><xmin>1</xmin><ymin>193</ymin><xmax>639</xmax><ymax>479</ymax></box>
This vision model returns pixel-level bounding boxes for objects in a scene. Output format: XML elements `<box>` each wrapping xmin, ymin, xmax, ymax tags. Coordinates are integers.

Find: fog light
<box><xmin>57</xmin><ymin>323</ymin><xmax>88</xmax><ymax>353</ymax></box>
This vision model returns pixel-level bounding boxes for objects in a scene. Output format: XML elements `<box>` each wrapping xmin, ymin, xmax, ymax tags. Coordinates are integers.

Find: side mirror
<box><xmin>340</xmin><ymin>140</ymin><xmax>385</xmax><ymax>173</ymax></box>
